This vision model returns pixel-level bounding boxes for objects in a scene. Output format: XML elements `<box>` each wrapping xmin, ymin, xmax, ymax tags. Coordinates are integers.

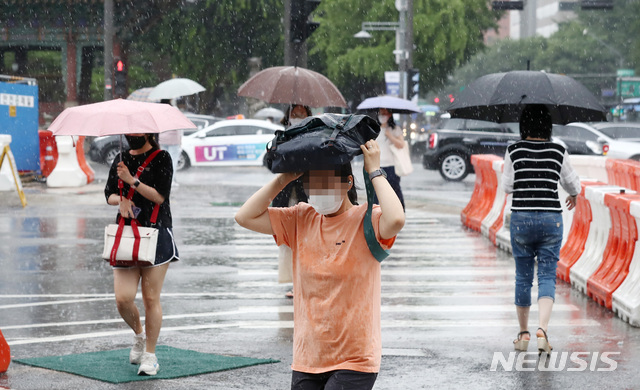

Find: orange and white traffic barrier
<box><xmin>462</xmin><ymin>155</ymin><xmax>503</xmax><ymax>232</ymax></box>
<box><xmin>481</xmin><ymin>159</ymin><xmax>506</xmax><ymax>244</ymax></box>
<box><xmin>557</xmin><ymin>180</ymin><xmax>606</xmax><ymax>283</ymax></box>
<box><xmin>613</xmin><ymin>200</ymin><xmax>640</xmax><ymax>326</ymax></box>
<box><xmin>570</xmin><ymin>186</ymin><xmax>634</xmax><ymax>294</ymax></box>
<box><xmin>570</xmin><ymin>155</ymin><xmax>609</xmax><ymax>183</ymax></box>
<box><xmin>587</xmin><ymin>192</ymin><xmax>640</xmax><ymax>309</ymax></box>
<box><xmin>46</xmin><ymin>136</ymin><xmax>88</xmax><ymax>188</ymax></box>
<box><xmin>0</xmin><ymin>329</ymin><xmax>9</xmax><ymax>373</ymax></box>
<box><xmin>76</xmin><ymin>136</ymin><xmax>95</xmax><ymax>184</ymax></box>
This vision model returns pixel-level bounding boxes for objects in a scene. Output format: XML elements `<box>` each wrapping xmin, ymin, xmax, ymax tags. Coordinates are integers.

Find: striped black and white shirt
<box><xmin>503</xmin><ymin>140</ymin><xmax>581</xmax><ymax>212</ymax></box>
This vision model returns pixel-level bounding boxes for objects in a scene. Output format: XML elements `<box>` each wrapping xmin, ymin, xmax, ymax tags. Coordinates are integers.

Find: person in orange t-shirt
<box><xmin>235</xmin><ymin>139</ymin><xmax>405</xmax><ymax>390</ymax></box>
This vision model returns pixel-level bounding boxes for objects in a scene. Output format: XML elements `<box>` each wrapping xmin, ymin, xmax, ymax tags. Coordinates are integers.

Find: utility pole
<box><xmin>284</xmin><ymin>0</ymin><xmax>320</xmax><ymax>67</ymax></box>
<box><xmin>396</xmin><ymin>0</ymin><xmax>413</xmax><ymax>100</ymax></box>
<box><xmin>103</xmin><ymin>0</ymin><xmax>114</xmax><ymax>101</ymax></box>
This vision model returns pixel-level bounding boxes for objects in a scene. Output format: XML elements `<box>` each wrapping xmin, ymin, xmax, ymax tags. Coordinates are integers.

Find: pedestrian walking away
<box><xmin>274</xmin><ymin>104</ymin><xmax>313</xmax><ymax>298</ymax></box>
<box><xmin>374</xmin><ymin>108</ymin><xmax>406</xmax><ymax>210</ymax></box>
<box><xmin>104</xmin><ymin>133</ymin><xmax>179</xmax><ymax>376</ymax></box>
<box><xmin>502</xmin><ymin>104</ymin><xmax>581</xmax><ymax>354</ymax></box>
<box><xmin>235</xmin><ymin>139</ymin><xmax>405</xmax><ymax>389</ymax></box>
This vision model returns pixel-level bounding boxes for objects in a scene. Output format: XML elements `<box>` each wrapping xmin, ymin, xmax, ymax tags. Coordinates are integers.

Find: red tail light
<box><xmin>428</xmin><ymin>133</ymin><xmax>438</xmax><ymax>149</ymax></box>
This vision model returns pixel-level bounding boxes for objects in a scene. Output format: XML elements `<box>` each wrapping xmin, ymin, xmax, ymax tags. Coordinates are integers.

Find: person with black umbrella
<box><xmin>502</xmin><ymin>104</ymin><xmax>581</xmax><ymax>354</ymax></box>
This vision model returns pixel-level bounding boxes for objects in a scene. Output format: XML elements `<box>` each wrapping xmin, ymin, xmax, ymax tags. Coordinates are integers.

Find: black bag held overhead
<box><xmin>266</xmin><ymin>113</ymin><xmax>380</xmax><ymax>173</ymax></box>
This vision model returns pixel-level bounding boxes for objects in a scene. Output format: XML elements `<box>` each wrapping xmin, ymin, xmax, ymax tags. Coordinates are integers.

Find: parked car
<box><xmin>88</xmin><ymin>113</ymin><xmax>224</xmax><ymax>166</ymax></box>
<box><xmin>422</xmin><ymin>118</ymin><xmax>520</xmax><ymax>181</ymax></box>
<box><xmin>421</xmin><ymin>118</ymin><xmax>578</xmax><ymax>181</ymax></box>
<box><xmin>178</xmin><ymin>119</ymin><xmax>283</xmax><ymax>170</ymax></box>
<box><xmin>563</xmin><ymin>122</ymin><xmax>640</xmax><ymax>160</ymax></box>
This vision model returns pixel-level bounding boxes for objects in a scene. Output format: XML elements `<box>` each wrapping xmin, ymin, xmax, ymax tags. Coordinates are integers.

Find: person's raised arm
<box><xmin>361</xmin><ymin>140</ymin><xmax>405</xmax><ymax>240</ymax></box>
<box><xmin>117</xmin><ymin>161</ymin><xmax>166</xmax><ymax>205</ymax></box>
<box><xmin>235</xmin><ymin>172</ymin><xmax>302</xmax><ymax>235</ymax></box>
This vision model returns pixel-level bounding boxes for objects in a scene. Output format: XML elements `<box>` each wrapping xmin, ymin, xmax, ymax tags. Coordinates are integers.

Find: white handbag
<box><xmin>102</xmin><ymin>149</ymin><xmax>162</xmax><ymax>267</ymax></box>
<box><xmin>102</xmin><ymin>222</ymin><xmax>159</xmax><ymax>266</ymax></box>
<box><xmin>390</xmin><ymin>141</ymin><xmax>414</xmax><ymax>176</ymax></box>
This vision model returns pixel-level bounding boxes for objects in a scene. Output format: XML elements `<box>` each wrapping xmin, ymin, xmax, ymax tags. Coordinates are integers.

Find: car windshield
<box><xmin>591</xmin><ymin>123</ymin><xmax>640</xmax><ymax>140</ymax></box>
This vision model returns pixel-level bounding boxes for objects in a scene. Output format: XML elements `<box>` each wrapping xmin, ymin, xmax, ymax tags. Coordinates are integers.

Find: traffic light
<box><xmin>290</xmin><ymin>0</ymin><xmax>321</xmax><ymax>43</ymax></box>
<box><xmin>491</xmin><ymin>1</ymin><xmax>524</xmax><ymax>10</ymax></box>
<box><xmin>407</xmin><ymin>68</ymin><xmax>419</xmax><ymax>101</ymax></box>
<box><xmin>113</xmin><ymin>58</ymin><xmax>127</xmax><ymax>98</ymax></box>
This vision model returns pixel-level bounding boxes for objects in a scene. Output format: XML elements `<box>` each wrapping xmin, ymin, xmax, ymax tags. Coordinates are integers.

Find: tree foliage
<box><xmin>309</xmin><ymin>0</ymin><xmax>500</xmax><ymax>105</ymax></box>
<box><xmin>136</xmin><ymin>0</ymin><xmax>284</xmax><ymax>113</ymax></box>
<box><xmin>436</xmin><ymin>0</ymin><xmax>639</xmax><ymax>107</ymax></box>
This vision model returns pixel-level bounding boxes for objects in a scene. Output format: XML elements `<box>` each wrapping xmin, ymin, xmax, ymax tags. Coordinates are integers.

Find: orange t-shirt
<box><xmin>268</xmin><ymin>202</ymin><xmax>395</xmax><ymax>374</ymax></box>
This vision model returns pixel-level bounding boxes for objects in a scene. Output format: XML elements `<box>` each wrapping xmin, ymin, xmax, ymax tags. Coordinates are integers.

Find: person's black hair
<box><xmin>378</xmin><ymin>109</ymin><xmax>396</xmax><ymax>128</ymax></box>
<box><xmin>301</xmin><ymin>163</ymin><xmax>358</xmax><ymax>206</ymax></box>
<box><xmin>281</xmin><ymin>105</ymin><xmax>312</xmax><ymax>127</ymax></box>
<box><xmin>338</xmin><ymin>162</ymin><xmax>358</xmax><ymax>206</ymax></box>
<box><xmin>520</xmin><ymin>104</ymin><xmax>552</xmax><ymax>140</ymax></box>
<box><xmin>146</xmin><ymin>133</ymin><xmax>160</xmax><ymax>149</ymax></box>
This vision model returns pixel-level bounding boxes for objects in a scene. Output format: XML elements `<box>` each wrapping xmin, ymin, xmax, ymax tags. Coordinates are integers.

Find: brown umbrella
<box><xmin>237</xmin><ymin>66</ymin><xmax>348</xmax><ymax>108</ymax></box>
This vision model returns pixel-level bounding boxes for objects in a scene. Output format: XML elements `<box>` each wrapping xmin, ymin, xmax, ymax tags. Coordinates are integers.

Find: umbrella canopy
<box><xmin>148</xmin><ymin>78</ymin><xmax>206</xmax><ymax>100</ymax></box>
<box><xmin>126</xmin><ymin>87</ymin><xmax>159</xmax><ymax>102</ymax></box>
<box><xmin>237</xmin><ymin>66</ymin><xmax>348</xmax><ymax>108</ymax></box>
<box><xmin>254</xmin><ymin>107</ymin><xmax>285</xmax><ymax>120</ymax></box>
<box><xmin>48</xmin><ymin>99</ymin><xmax>196</xmax><ymax>137</ymax></box>
<box><xmin>447</xmin><ymin>71</ymin><xmax>607</xmax><ymax>124</ymax></box>
<box><xmin>357</xmin><ymin>96</ymin><xmax>421</xmax><ymax>114</ymax></box>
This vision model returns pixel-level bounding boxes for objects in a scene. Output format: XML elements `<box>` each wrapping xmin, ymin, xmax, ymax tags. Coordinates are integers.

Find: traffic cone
<box><xmin>0</xmin><ymin>329</ymin><xmax>10</xmax><ymax>373</ymax></box>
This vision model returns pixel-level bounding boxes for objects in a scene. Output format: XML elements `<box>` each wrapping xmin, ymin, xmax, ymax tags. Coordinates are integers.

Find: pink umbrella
<box><xmin>48</xmin><ymin>99</ymin><xmax>196</xmax><ymax>136</ymax></box>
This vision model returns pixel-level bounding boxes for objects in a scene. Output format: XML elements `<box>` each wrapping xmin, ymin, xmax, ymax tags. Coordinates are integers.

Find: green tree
<box><xmin>147</xmin><ymin>0</ymin><xmax>284</xmax><ymax>113</ymax></box>
<box><xmin>309</xmin><ymin>0</ymin><xmax>500</xmax><ymax>105</ymax></box>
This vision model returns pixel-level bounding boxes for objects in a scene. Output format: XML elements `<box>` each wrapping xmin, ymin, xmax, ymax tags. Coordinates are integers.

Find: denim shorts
<box><xmin>510</xmin><ymin>211</ymin><xmax>563</xmax><ymax>307</ymax></box>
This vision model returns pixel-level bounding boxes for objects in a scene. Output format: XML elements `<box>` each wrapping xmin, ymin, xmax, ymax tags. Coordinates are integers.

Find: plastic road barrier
<box><xmin>570</xmin><ymin>155</ymin><xmax>609</xmax><ymax>184</ymax></box>
<box><xmin>0</xmin><ymin>134</ymin><xmax>16</xmax><ymax>191</ymax></box>
<box><xmin>570</xmin><ymin>186</ymin><xmax>633</xmax><ymax>294</ymax></box>
<box><xmin>0</xmin><ymin>329</ymin><xmax>9</xmax><ymax>373</ymax></box>
<box><xmin>481</xmin><ymin>159</ymin><xmax>506</xmax><ymax>244</ymax></box>
<box><xmin>612</xmin><ymin>200</ymin><xmax>640</xmax><ymax>326</ymax></box>
<box><xmin>76</xmin><ymin>136</ymin><xmax>95</xmax><ymax>184</ymax></box>
<box><xmin>461</xmin><ymin>155</ymin><xmax>503</xmax><ymax>232</ymax></box>
<box><xmin>38</xmin><ymin>129</ymin><xmax>58</xmax><ymax>177</ymax></box>
<box><xmin>586</xmin><ymin>192</ymin><xmax>640</xmax><ymax>309</ymax></box>
<box><xmin>46</xmin><ymin>136</ymin><xmax>88</xmax><ymax>188</ymax></box>
<box><xmin>557</xmin><ymin>180</ymin><xmax>606</xmax><ymax>283</ymax></box>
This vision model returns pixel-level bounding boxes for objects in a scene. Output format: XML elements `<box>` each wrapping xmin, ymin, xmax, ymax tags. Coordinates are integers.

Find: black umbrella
<box><xmin>447</xmin><ymin>71</ymin><xmax>608</xmax><ymax>124</ymax></box>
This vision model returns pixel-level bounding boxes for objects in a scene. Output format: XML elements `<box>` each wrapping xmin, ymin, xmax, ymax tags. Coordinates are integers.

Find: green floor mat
<box><xmin>13</xmin><ymin>345</ymin><xmax>279</xmax><ymax>383</ymax></box>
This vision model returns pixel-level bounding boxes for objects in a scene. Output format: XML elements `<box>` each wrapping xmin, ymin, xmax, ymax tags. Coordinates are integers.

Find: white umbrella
<box><xmin>357</xmin><ymin>96</ymin><xmax>421</xmax><ymax>114</ymax></box>
<box><xmin>254</xmin><ymin>107</ymin><xmax>285</xmax><ymax>120</ymax></box>
<box><xmin>148</xmin><ymin>78</ymin><xmax>206</xmax><ymax>100</ymax></box>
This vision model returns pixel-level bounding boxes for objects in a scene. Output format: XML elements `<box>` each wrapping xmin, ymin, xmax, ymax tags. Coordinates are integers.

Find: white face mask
<box><xmin>308</xmin><ymin>191</ymin><xmax>344</xmax><ymax>215</ymax></box>
<box><xmin>289</xmin><ymin>118</ymin><xmax>304</xmax><ymax>127</ymax></box>
<box><xmin>378</xmin><ymin>115</ymin><xmax>389</xmax><ymax>124</ymax></box>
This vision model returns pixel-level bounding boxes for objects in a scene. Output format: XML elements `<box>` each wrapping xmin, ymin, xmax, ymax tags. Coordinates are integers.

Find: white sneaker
<box><xmin>138</xmin><ymin>352</ymin><xmax>159</xmax><ymax>376</ymax></box>
<box><xmin>129</xmin><ymin>333</ymin><xmax>145</xmax><ymax>364</ymax></box>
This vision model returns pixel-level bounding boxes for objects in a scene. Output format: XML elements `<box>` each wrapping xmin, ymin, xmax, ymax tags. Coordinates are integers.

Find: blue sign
<box><xmin>0</xmin><ymin>82</ymin><xmax>39</xmax><ymax>172</ymax></box>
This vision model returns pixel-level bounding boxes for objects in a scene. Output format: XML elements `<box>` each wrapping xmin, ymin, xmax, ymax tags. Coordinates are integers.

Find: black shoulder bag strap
<box><xmin>363</xmin><ymin>166</ymin><xmax>390</xmax><ymax>262</ymax></box>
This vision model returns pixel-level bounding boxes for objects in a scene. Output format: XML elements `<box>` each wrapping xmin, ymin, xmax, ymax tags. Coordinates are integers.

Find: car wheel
<box><xmin>177</xmin><ymin>151</ymin><xmax>190</xmax><ymax>171</ymax></box>
<box><xmin>439</xmin><ymin>152</ymin><xmax>469</xmax><ymax>181</ymax></box>
<box><xmin>103</xmin><ymin>146</ymin><xmax>120</xmax><ymax>166</ymax></box>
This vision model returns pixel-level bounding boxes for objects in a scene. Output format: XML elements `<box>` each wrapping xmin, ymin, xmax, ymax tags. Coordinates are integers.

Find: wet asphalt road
<box><xmin>0</xmin><ymin>161</ymin><xmax>639</xmax><ymax>389</ymax></box>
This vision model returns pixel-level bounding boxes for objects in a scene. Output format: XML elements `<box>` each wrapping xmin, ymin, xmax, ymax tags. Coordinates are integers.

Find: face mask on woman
<box><xmin>125</xmin><ymin>135</ymin><xmax>147</xmax><ymax>150</ymax></box>
<box><xmin>308</xmin><ymin>190</ymin><xmax>344</xmax><ymax>215</ymax></box>
<box><xmin>289</xmin><ymin>117</ymin><xmax>304</xmax><ymax>127</ymax></box>
<box><xmin>378</xmin><ymin>115</ymin><xmax>389</xmax><ymax>125</ymax></box>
